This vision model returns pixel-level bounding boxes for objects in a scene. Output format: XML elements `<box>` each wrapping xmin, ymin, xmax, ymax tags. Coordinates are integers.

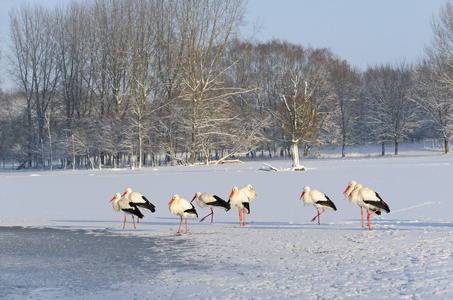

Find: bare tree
<box><xmin>427</xmin><ymin>2</ymin><xmax>453</xmax><ymax>87</ymax></box>
<box><xmin>9</xmin><ymin>4</ymin><xmax>60</xmax><ymax>168</ymax></box>
<box><xmin>175</xmin><ymin>0</ymin><xmax>248</xmax><ymax>165</ymax></box>
<box><xmin>411</xmin><ymin>59</ymin><xmax>453</xmax><ymax>153</ymax></box>
<box><xmin>150</xmin><ymin>0</ymin><xmax>186</xmax><ymax>165</ymax></box>
<box><xmin>88</xmin><ymin>0</ymin><xmax>131</xmax><ymax>117</ymax></box>
<box><xmin>253</xmin><ymin>41</ymin><xmax>334</xmax><ymax>168</ymax></box>
<box><xmin>0</xmin><ymin>48</ymin><xmax>2</xmax><ymax>88</ymax></box>
<box><xmin>225</xmin><ymin>39</ymin><xmax>270</xmax><ymax>160</ymax></box>
<box><xmin>418</xmin><ymin>2</ymin><xmax>453</xmax><ymax>153</ymax></box>
<box><xmin>55</xmin><ymin>2</ymin><xmax>94</xmax><ymax>127</ymax></box>
<box><xmin>362</xmin><ymin>63</ymin><xmax>419</xmax><ymax>155</ymax></box>
<box><xmin>126</xmin><ymin>0</ymin><xmax>161</xmax><ymax>168</ymax></box>
<box><xmin>328</xmin><ymin>59</ymin><xmax>360</xmax><ymax>157</ymax></box>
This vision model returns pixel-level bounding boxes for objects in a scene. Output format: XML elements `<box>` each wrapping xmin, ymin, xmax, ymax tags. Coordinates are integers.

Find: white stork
<box><xmin>228</xmin><ymin>187</ymin><xmax>250</xmax><ymax>226</ymax></box>
<box><xmin>299</xmin><ymin>186</ymin><xmax>337</xmax><ymax>224</ymax></box>
<box><xmin>110</xmin><ymin>193</ymin><xmax>144</xmax><ymax>229</ymax></box>
<box><xmin>168</xmin><ymin>194</ymin><xmax>198</xmax><ymax>234</ymax></box>
<box><xmin>121</xmin><ymin>188</ymin><xmax>156</xmax><ymax>223</ymax></box>
<box><xmin>191</xmin><ymin>192</ymin><xmax>230</xmax><ymax>223</ymax></box>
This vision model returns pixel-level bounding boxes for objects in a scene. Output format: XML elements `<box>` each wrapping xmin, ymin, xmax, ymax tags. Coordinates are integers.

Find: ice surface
<box><xmin>0</xmin><ymin>227</ymin><xmax>200</xmax><ymax>298</ymax></box>
<box><xmin>0</xmin><ymin>145</ymin><xmax>452</xmax><ymax>298</ymax></box>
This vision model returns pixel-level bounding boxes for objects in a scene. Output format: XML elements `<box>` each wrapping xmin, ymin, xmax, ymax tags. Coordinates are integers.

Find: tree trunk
<box><xmin>304</xmin><ymin>144</ymin><xmax>312</xmax><ymax>157</ymax></box>
<box><xmin>87</xmin><ymin>151</ymin><xmax>94</xmax><ymax>170</ymax></box>
<box><xmin>138</xmin><ymin>121</ymin><xmax>143</xmax><ymax>168</ymax></box>
<box><xmin>394</xmin><ymin>139</ymin><xmax>399</xmax><ymax>155</ymax></box>
<box><xmin>444</xmin><ymin>137</ymin><xmax>450</xmax><ymax>154</ymax></box>
<box><xmin>47</xmin><ymin>115</ymin><xmax>53</xmax><ymax>170</ymax></box>
<box><xmin>72</xmin><ymin>134</ymin><xmax>76</xmax><ymax>171</ymax></box>
<box><xmin>190</xmin><ymin>129</ymin><xmax>195</xmax><ymax>165</ymax></box>
<box><xmin>291</xmin><ymin>140</ymin><xmax>300</xmax><ymax>167</ymax></box>
<box><xmin>342</xmin><ymin>132</ymin><xmax>346</xmax><ymax>157</ymax></box>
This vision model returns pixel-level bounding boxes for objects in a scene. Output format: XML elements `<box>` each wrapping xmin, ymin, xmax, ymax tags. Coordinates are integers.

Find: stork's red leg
<box><xmin>123</xmin><ymin>215</ymin><xmax>126</xmax><ymax>229</ymax></box>
<box><xmin>311</xmin><ymin>209</ymin><xmax>319</xmax><ymax>222</ymax></box>
<box><xmin>185</xmin><ymin>216</ymin><xmax>188</xmax><ymax>233</ymax></box>
<box><xmin>369</xmin><ymin>209</ymin><xmax>380</xmax><ymax>216</ymax></box>
<box><xmin>367</xmin><ymin>209</ymin><xmax>380</xmax><ymax>231</ymax></box>
<box><xmin>200</xmin><ymin>208</ymin><xmax>214</xmax><ymax>223</ymax></box>
<box><xmin>211</xmin><ymin>208</ymin><xmax>214</xmax><ymax>224</ymax></box>
<box><xmin>238</xmin><ymin>208</ymin><xmax>243</xmax><ymax>226</ymax></box>
<box><xmin>132</xmin><ymin>216</ymin><xmax>136</xmax><ymax>229</ymax></box>
<box><xmin>319</xmin><ymin>208</ymin><xmax>325</xmax><ymax>224</ymax></box>
<box><xmin>361</xmin><ymin>208</ymin><xmax>364</xmax><ymax>228</ymax></box>
<box><xmin>367</xmin><ymin>209</ymin><xmax>371</xmax><ymax>231</ymax></box>
<box><xmin>311</xmin><ymin>208</ymin><xmax>326</xmax><ymax>225</ymax></box>
<box><xmin>177</xmin><ymin>216</ymin><xmax>183</xmax><ymax>234</ymax></box>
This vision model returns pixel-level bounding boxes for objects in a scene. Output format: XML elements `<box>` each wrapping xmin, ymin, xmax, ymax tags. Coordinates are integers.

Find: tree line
<box><xmin>0</xmin><ymin>0</ymin><xmax>452</xmax><ymax>170</ymax></box>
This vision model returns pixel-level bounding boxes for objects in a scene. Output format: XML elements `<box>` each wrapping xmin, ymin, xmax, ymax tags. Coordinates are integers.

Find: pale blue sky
<box><xmin>244</xmin><ymin>0</ymin><xmax>448</xmax><ymax>70</ymax></box>
<box><xmin>0</xmin><ymin>0</ymin><xmax>449</xmax><ymax>87</ymax></box>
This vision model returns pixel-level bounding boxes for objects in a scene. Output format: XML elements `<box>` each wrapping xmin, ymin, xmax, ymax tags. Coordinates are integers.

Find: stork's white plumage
<box><xmin>359</xmin><ymin>186</ymin><xmax>390</xmax><ymax>213</ymax></box>
<box><xmin>239</xmin><ymin>184</ymin><xmax>257</xmax><ymax>201</ymax></box>
<box><xmin>228</xmin><ymin>187</ymin><xmax>250</xmax><ymax>226</ymax></box>
<box><xmin>348</xmin><ymin>184</ymin><xmax>390</xmax><ymax>230</ymax></box>
<box><xmin>110</xmin><ymin>193</ymin><xmax>144</xmax><ymax>229</ymax></box>
<box><xmin>191</xmin><ymin>192</ymin><xmax>230</xmax><ymax>223</ymax></box>
<box><xmin>359</xmin><ymin>185</ymin><xmax>390</xmax><ymax>230</ymax></box>
<box><xmin>343</xmin><ymin>181</ymin><xmax>358</xmax><ymax>205</ymax></box>
<box><xmin>122</xmin><ymin>188</ymin><xmax>156</xmax><ymax>214</ymax></box>
<box><xmin>168</xmin><ymin>194</ymin><xmax>198</xmax><ymax>234</ymax></box>
<box><xmin>299</xmin><ymin>186</ymin><xmax>337</xmax><ymax>224</ymax></box>
<box><xmin>343</xmin><ymin>180</ymin><xmax>366</xmax><ymax>227</ymax></box>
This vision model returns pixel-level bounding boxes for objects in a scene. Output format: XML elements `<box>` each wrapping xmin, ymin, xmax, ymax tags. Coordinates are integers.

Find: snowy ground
<box><xmin>1</xmin><ymin>144</ymin><xmax>453</xmax><ymax>299</ymax></box>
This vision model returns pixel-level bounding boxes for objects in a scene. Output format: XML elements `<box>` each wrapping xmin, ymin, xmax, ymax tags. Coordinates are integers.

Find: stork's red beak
<box><xmin>121</xmin><ymin>191</ymin><xmax>127</xmax><ymax>197</ymax></box>
<box><xmin>168</xmin><ymin>198</ymin><xmax>175</xmax><ymax>205</ymax></box>
<box><xmin>229</xmin><ymin>191</ymin><xmax>234</xmax><ymax>199</ymax></box>
<box><xmin>190</xmin><ymin>195</ymin><xmax>196</xmax><ymax>203</ymax></box>
<box><xmin>299</xmin><ymin>191</ymin><xmax>305</xmax><ymax>200</ymax></box>
<box><xmin>343</xmin><ymin>186</ymin><xmax>350</xmax><ymax>194</ymax></box>
<box><xmin>109</xmin><ymin>196</ymin><xmax>116</xmax><ymax>202</ymax></box>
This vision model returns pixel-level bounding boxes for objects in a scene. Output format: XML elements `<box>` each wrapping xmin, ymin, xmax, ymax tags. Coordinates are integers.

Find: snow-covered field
<box><xmin>1</xmin><ymin>145</ymin><xmax>453</xmax><ymax>299</ymax></box>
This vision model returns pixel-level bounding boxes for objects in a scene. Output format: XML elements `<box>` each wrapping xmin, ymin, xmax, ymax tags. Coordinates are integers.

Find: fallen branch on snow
<box><xmin>210</xmin><ymin>159</ymin><xmax>244</xmax><ymax>165</ymax></box>
<box><xmin>260</xmin><ymin>163</ymin><xmax>305</xmax><ymax>172</ymax></box>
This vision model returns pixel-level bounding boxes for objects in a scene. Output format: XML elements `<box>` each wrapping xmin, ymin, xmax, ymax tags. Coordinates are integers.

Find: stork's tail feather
<box><xmin>243</xmin><ymin>202</ymin><xmax>250</xmax><ymax>214</ymax></box>
<box><xmin>364</xmin><ymin>200</ymin><xmax>390</xmax><ymax>213</ymax></box>
<box><xmin>374</xmin><ymin>192</ymin><xmax>383</xmax><ymax>201</ymax></box>
<box><xmin>126</xmin><ymin>203</ymin><xmax>144</xmax><ymax>219</ymax></box>
<box><xmin>325</xmin><ymin>195</ymin><xmax>337</xmax><ymax>211</ymax></box>
<box><xmin>324</xmin><ymin>195</ymin><xmax>337</xmax><ymax>211</ymax></box>
<box><xmin>213</xmin><ymin>195</ymin><xmax>231</xmax><ymax>211</ymax></box>
<box><xmin>141</xmin><ymin>196</ymin><xmax>156</xmax><ymax>212</ymax></box>
<box><xmin>316</xmin><ymin>197</ymin><xmax>337</xmax><ymax>211</ymax></box>
<box><xmin>135</xmin><ymin>209</ymin><xmax>144</xmax><ymax>219</ymax></box>
<box><xmin>185</xmin><ymin>207</ymin><xmax>198</xmax><ymax>218</ymax></box>
<box><xmin>330</xmin><ymin>201</ymin><xmax>337</xmax><ymax>211</ymax></box>
<box><xmin>219</xmin><ymin>200</ymin><xmax>231</xmax><ymax>211</ymax></box>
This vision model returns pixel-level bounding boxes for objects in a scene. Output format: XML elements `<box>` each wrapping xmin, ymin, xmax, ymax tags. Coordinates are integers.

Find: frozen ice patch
<box><xmin>0</xmin><ymin>227</ymin><xmax>202</xmax><ymax>299</ymax></box>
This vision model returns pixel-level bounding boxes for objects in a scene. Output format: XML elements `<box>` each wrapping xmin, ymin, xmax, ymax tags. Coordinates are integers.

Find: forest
<box><xmin>0</xmin><ymin>0</ymin><xmax>452</xmax><ymax>170</ymax></box>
